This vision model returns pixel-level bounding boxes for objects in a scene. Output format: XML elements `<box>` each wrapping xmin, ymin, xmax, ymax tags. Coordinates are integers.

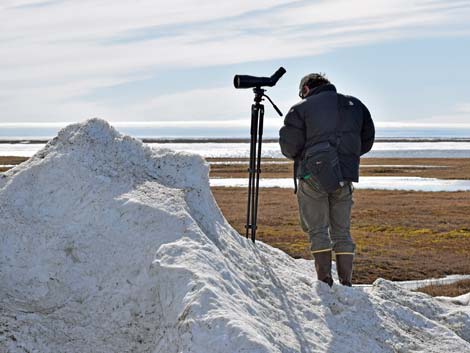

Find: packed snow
<box><xmin>1</xmin><ymin>119</ymin><xmax>469</xmax><ymax>353</ymax></box>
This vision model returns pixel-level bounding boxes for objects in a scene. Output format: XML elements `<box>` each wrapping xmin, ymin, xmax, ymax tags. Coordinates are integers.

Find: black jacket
<box><xmin>279</xmin><ymin>84</ymin><xmax>375</xmax><ymax>182</ymax></box>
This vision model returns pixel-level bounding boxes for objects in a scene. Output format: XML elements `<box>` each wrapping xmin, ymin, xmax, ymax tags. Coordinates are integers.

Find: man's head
<box><xmin>298</xmin><ymin>73</ymin><xmax>330</xmax><ymax>98</ymax></box>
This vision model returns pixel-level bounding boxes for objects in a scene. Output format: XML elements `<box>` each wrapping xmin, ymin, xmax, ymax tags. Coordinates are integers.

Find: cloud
<box><xmin>377</xmin><ymin>101</ymin><xmax>470</xmax><ymax>128</ymax></box>
<box><xmin>85</xmin><ymin>85</ymin><xmax>290</xmax><ymax>126</ymax></box>
<box><xmin>1</xmin><ymin>0</ymin><xmax>469</xmax><ymax>124</ymax></box>
<box><xmin>456</xmin><ymin>103</ymin><xmax>470</xmax><ymax>114</ymax></box>
<box><xmin>376</xmin><ymin>121</ymin><xmax>470</xmax><ymax>128</ymax></box>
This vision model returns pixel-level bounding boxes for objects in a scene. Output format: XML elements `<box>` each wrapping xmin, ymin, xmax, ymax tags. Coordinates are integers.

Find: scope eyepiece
<box><xmin>234</xmin><ymin>67</ymin><xmax>286</xmax><ymax>89</ymax></box>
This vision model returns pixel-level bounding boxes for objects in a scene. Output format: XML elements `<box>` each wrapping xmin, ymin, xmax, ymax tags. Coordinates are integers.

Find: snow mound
<box><xmin>1</xmin><ymin>119</ymin><xmax>469</xmax><ymax>353</ymax></box>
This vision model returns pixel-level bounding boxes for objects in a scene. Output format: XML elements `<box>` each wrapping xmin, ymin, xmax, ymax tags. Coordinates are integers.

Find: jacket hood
<box><xmin>305</xmin><ymin>84</ymin><xmax>337</xmax><ymax>98</ymax></box>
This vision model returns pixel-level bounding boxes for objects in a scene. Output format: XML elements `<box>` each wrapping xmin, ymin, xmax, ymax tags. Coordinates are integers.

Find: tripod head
<box><xmin>252</xmin><ymin>87</ymin><xmax>283</xmax><ymax>117</ymax></box>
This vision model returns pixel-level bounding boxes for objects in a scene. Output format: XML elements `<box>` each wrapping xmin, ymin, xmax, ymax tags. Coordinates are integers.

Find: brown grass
<box><xmin>417</xmin><ymin>279</ymin><xmax>470</xmax><ymax>297</ymax></box>
<box><xmin>0</xmin><ymin>156</ymin><xmax>29</xmax><ymax>165</ymax></box>
<box><xmin>3</xmin><ymin>156</ymin><xmax>470</xmax><ymax>180</ymax></box>
<box><xmin>210</xmin><ymin>156</ymin><xmax>470</xmax><ymax>289</ymax></box>
<box><xmin>0</xmin><ymin>157</ymin><xmax>28</xmax><ymax>172</ymax></box>
<box><xmin>212</xmin><ymin>187</ymin><xmax>470</xmax><ymax>285</ymax></box>
<box><xmin>209</xmin><ymin>158</ymin><xmax>470</xmax><ymax>179</ymax></box>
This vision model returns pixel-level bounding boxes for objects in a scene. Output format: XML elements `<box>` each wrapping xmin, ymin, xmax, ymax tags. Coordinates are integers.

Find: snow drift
<box><xmin>0</xmin><ymin>119</ymin><xmax>469</xmax><ymax>353</ymax></box>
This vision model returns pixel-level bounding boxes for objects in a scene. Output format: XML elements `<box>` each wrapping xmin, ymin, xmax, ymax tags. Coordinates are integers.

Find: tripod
<box><xmin>245</xmin><ymin>88</ymin><xmax>283</xmax><ymax>243</ymax></box>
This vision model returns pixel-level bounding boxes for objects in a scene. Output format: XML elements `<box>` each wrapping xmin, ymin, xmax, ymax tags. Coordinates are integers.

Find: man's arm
<box><xmin>360</xmin><ymin>104</ymin><xmax>375</xmax><ymax>156</ymax></box>
<box><xmin>279</xmin><ymin>107</ymin><xmax>305</xmax><ymax>160</ymax></box>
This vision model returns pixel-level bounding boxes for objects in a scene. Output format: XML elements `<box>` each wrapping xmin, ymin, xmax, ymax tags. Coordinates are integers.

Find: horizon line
<box><xmin>1</xmin><ymin>120</ymin><xmax>470</xmax><ymax>129</ymax></box>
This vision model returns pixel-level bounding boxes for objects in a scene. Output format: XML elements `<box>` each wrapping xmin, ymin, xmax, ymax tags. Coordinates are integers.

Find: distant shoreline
<box><xmin>1</xmin><ymin>137</ymin><xmax>470</xmax><ymax>144</ymax></box>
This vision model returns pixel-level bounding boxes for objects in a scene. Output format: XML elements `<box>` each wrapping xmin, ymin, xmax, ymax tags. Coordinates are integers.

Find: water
<box><xmin>210</xmin><ymin>177</ymin><xmax>470</xmax><ymax>192</ymax></box>
<box><xmin>2</xmin><ymin>141</ymin><xmax>470</xmax><ymax>158</ymax></box>
<box><xmin>365</xmin><ymin>141</ymin><xmax>470</xmax><ymax>158</ymax></box>
<box><xmin>159</xmin><ymin>141</ymin><xmax>470</xmax><ymax>158</ymax></box>
<box><xmin>1</xmin><ymin>125</ymin><xmax>470</xmax><ymax>139</ymax></box>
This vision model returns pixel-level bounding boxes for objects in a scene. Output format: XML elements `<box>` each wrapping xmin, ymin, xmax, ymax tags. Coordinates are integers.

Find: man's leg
<box><xmin>297</xmin><ymin>179</ymin><xmax>333</xmax><ymax>286</ymax></box>
<box><xmin>329</xmin><ymin>182</ymin><xmax>355</xmax><ymax>286</ymax></box>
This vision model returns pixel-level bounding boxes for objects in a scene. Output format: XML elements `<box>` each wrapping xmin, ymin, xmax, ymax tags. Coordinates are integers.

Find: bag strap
<box><xmin>293</xmin><ymin>159</ymin><xmax>299</xmax><ymax>193</ymax></box>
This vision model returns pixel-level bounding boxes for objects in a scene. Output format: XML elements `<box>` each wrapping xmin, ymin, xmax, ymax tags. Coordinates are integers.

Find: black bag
<box><xmin>300</xmin><ymin>141</ymin><xmax>343</xmax><ymax>192</ymax></box>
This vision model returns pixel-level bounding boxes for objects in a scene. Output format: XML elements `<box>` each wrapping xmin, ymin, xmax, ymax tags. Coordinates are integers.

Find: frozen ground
<box><xmin>1</xmin><ymin>119</ymin><xmax>469</xmax><ymax>353</ymax></box>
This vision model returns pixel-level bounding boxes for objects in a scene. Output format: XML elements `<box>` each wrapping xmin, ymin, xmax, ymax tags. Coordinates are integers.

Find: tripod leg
<box><xmin>252</xmin><ymin>105</ymin><xmax>264</xmax><ymax>242</ymax></box>
<box><xmin>246</xmin><ymin>103</ymin><xmax>259</xmax><ymax>239</ymax></box>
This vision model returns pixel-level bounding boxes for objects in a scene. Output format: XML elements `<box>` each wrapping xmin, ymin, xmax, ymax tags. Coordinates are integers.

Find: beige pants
<box><xmin>297</xmin><ymin>178</ymin><xmax>356</xmax><ymax>254</ymax></box>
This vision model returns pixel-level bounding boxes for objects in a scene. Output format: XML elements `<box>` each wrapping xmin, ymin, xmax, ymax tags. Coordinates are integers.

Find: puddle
<box><xmin>210</xmin><ymin>176</ymin><xmax>470</xmax><ymax>192</ymax></box>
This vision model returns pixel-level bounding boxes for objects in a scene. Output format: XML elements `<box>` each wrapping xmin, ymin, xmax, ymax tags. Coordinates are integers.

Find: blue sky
<box><xmin>1</xmin><ymin>0</ymin><xmax>470</xmax><ymax>137</ymax></box>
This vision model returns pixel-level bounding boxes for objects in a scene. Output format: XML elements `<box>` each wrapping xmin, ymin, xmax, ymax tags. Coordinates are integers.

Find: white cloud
<box><xmin>376</xmin><ymin>121</ymin><xmax>470</xmax><ymax>128</ymax></box>
<box><xmin>377</xmin><ymin>101</ymin><xmax>470</xmax><ymax>128</ymax></box>
<box><xmin>456</xmin><ymin>103</ymin><xmax>470</xmax><ymax>114</ymax></box>
<box><xmin>0</xmin><ymin>0</ymin><xmax>469</xmax><ymax>124</ymax></box>
<box><xmin>87</xmin><ymin>86</ymin><xmax>289</xmax><ymax>126</ymax></box>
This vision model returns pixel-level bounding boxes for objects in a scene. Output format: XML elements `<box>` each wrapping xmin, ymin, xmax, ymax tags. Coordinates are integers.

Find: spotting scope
<box><xmin>234</xmin><ymin>67</ymin><xmax>286</xmax><ymax>89</ymax></box>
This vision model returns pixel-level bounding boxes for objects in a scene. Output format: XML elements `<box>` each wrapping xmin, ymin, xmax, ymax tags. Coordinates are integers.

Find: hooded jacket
<box><xmin>279</xmin><ymin>84</ymin><xmax>375</xmax><ymax>183</ymax></box>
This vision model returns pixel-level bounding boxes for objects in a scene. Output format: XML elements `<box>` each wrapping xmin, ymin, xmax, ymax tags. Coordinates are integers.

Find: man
<box><xmin>279</xmin><ymin>73</ymin><xmax>375</xmax><ymax>287</ymax></box>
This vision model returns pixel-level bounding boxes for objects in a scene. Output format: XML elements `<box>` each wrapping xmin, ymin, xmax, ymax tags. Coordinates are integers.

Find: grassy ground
<box><xmin>3</xmin><ymin>156</ymin><xmax>470</xmax><ymax>179</ymax></box>
<box><xmin>209</xmin><ymin>157</ymin><xmax>470</xmax><ymax>291</ymax></box>
<box><xmin>208</xmin><ymin>157</ymin><xmax>470</xmax><ymax>179</ymax></box>
<box><xmin>0</xmin><ymin>156</ymin><xmax>28</xmax><ymax>172</ymax></box>
<box><xmin>417</xmin><ymin>279</ymin><xmax>470</xmax><ymax>297</ymax></box>
<box><xmin>212</xmin><ymin>187</ymin><xmax>470</xmax><ymax>285</ymax></box>
<box><xmin>0</xmin><ymin>156</ymin><xmax>29</xmax><ymax>164</ymax></box>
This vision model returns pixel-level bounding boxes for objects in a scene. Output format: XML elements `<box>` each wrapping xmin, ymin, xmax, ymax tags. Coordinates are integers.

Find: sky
<box><xmin>1</xmin><ymin>0</ymin><xmax>470</xmax><ymax>138</ymax></box>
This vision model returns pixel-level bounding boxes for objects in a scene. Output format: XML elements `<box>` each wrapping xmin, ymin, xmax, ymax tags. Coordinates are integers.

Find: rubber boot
<box><xmin>335</xmin><ymin>254</ymin><xmax>354</xmax><ymax>287</ymax></box>
<box><xmin>313</xmin><ymin>251</ymin><xmax>333</xmax><ymax>287</ymax></box>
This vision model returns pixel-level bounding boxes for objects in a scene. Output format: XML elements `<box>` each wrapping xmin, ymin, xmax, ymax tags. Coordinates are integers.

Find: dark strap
<box><xmin>293</xmin><ymin>159</ymin><xmax>299</xmax><ymax>193</ymax></box>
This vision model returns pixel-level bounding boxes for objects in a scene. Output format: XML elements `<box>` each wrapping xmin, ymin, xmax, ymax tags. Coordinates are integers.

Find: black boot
<box><xmin>313</xmin><ymin>251</ymin><xmax>333</xmax><ymax>287</ymax></box>
<box><xmin>335</xmin><ymin>254</ymin><xmax>354</xmax><ymax>287</ymax></box>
